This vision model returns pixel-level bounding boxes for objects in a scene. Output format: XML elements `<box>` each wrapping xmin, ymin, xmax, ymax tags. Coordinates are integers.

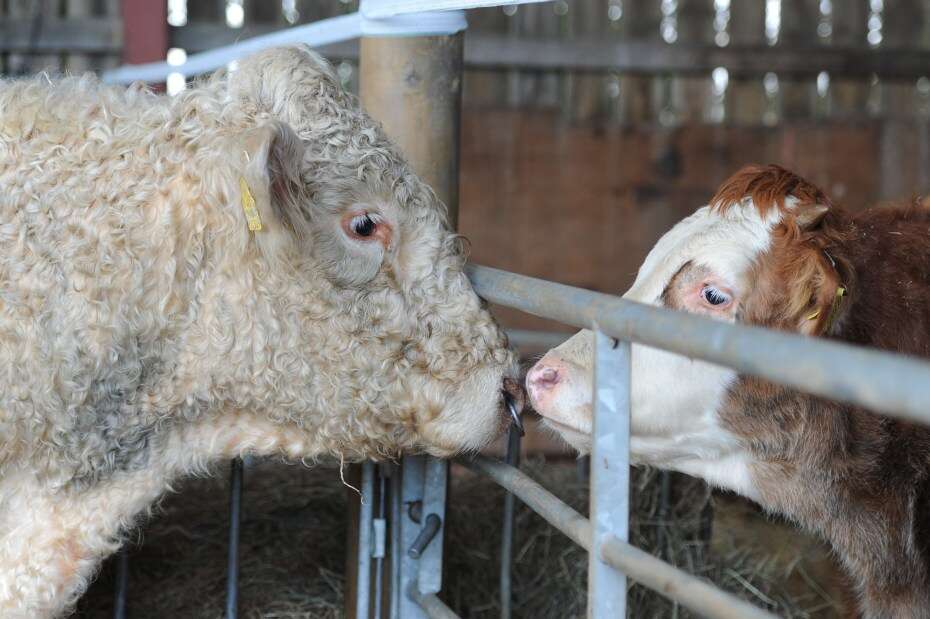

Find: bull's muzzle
<box><xmin>502</xmin><ymin>377</ymin><xmax>526</xmax><ymax>436</ymax></box>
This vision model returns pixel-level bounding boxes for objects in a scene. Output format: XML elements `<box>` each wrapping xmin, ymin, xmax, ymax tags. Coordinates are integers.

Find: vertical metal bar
<box><xmin>417</xmin><ymin>458</ymin><xmax>448</xmax><ymax>596</ymax></box>
<box><xmin>588</xmin><ymin>331</ymin><xmax>631</xmax><ymax>618</ymax></box>
<box><xmin>226</xmin><ymin>457</ymin><xmax>243</xmax><ymax>619</ymax></box>
<box><xmin>500</xmin><ymin>426</ymin><xmax>522</xmax><ymax>619</ymax></box>
<box><xmin>398</xmin><ymin>455</ymin><xmax>427</xmax><ymax>619</ymax></box>
<box><xmin>373</xmin><ymin>465</ymin><xmax>389</xmax><ymax>619</ymax></box>
<box><xmin>390</xmin><ymin>469</ymin><xmax>403</xmax><ymax>619</ymax></box>
<box><xmin>113</xmin><ymin>547</ymin><xmax>129</xmax><ymax>619</ymax></box>
<box><xmin>356</xmin><ymin>461</ymin><xmax>376</xmax><ymax>619</ymax></box>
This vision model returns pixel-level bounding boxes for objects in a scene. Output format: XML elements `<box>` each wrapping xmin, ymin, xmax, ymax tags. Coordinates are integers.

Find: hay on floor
<box><xmin>75</xmin><ymin>457</ymin><xmax>842</xmax><ymax>618</ymax></box>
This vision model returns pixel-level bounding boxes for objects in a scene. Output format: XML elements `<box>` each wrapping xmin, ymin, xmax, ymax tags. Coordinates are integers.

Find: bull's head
<box><xmin>184</xmin><ymin>46</ymin><xmax>521</xmax><ymax>459</ymax></box>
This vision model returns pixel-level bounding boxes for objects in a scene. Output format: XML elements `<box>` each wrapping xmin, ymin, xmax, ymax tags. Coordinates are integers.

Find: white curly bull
<box><xmin>0</xmin><ymin>46</ymin><xmax>522</xmax><ymax>617</ymax></box>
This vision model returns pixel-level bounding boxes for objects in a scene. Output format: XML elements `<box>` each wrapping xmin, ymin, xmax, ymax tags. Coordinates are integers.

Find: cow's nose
<box><xmin>527</xmin><ymin>360</ymin><xmax>561</xmax><ymax>391</ymax></box>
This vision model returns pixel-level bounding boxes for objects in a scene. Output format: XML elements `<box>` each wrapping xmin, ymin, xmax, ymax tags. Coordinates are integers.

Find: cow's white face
<box><xmin>527</xmin><ymin>201</ymin><xmax>787</xmax><ymax>498</ymax></box>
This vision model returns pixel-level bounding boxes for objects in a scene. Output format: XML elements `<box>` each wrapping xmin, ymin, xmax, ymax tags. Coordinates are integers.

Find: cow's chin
<box><xmin>417</xmin><ymin>364</ymin><xmax>516</xmax><ymax>457</ymax></box>
<box><xmin>540</xmin><ymin>417</ymin><xmax>592</xmax><ymax>455</ymax></box>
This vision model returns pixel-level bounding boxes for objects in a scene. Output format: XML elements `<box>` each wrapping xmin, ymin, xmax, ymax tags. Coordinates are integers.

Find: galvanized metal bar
<box><xmin>503</xmin><ymin>329</ymin><xmax>571</xmax><ymax>357</ymax></box>
<box><xmin>588</xmin><ymin>333</ymin><xmax>630</xmax><ymax>618</ymax></box>
<box><xmin>466</xmin><ymin>264</ymin><xmax>930</xmax><ymax>426</ymax></box>
<box><xmin>599</xmin><ymin>536</ymin><xmax>774</xmax><ymax>619</ymax></box>
<box><xmin>355</xmin><ymin>461</ymin><xmax>376</xmax><ymax>619</ymax></box>
<box><xmin>417</xmin><ymin>458</ymin><xmax>448</xmax><ymax>595</ymax></box>
<box><xmin>459</xmin><ymin>456</ymin><xmax>777</xmax><ymax>619</ymax></box>
<box><xmin>225</xmin><ymin>457</ymin><xmax>243</xmax><ymax>619</ymax></box>
<box><xmin>112</xmin><ymin>547</ymin><xmax>129</xmax><ymax>619</ymax></box>
<box><xmin>397</xmin><ymin>456</ymin><xmax>427</xmax><ymax>619</ymax></box>
<box><xmin>389</xmin><ymin>467</ymin><xmax>403</xmax><ymax>619</ymax></box>
<box><xmin>459</xmin><ymin>457</ymin><xmax>590</xmax><ymax>550</ymax></box>
<box><xmin>408</xmin><ymin>588</ymin><xmax>461</xmax><ymax>619</ymax></box>
<box><xmin>499</xmin><ymin>426</ymin><xmax>522</xmax><ymax>619</ymax></box>
<box><xmin>373</xmin><ymin>465</ymin><xmax>389</xmax><ymax>619</ymax></box>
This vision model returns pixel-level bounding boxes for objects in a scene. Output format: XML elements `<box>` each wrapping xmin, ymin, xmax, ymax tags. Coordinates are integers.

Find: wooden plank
<box><xmin>459</xmin><ymin>36</ymin><xmax>930</xmax><ymax>80</ymax></box>
<box><xmin>0</xmin><ymin>17</ymin><xmax>121</xmax><ymax>53</ymax></box>
<box><xmin>121</xmin><ymin>0</ymin><xmax>166</xmax><ymax>64</ymax></box>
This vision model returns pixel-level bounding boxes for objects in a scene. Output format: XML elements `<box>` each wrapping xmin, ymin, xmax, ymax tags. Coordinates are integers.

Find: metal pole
<box><xmin>226</xmin><ymin>457</ymin><xmax>243</xmax><ymax>619</ymax></box>
<box><xmin>408</xmin><ymin>587</ymin><xmax>461</xmax><ymax>619</ymax></box>
<box><xmin>466</xmin><ymin>264</ymin><xmax>930</xmax><ymax>426</ymax></box>
<box><xmin>460</xmin><ymin>456</ymin><xmax>777</xmax><ymax>619</ymax></box>
<box><xmin>588</xmin><ymin>332</ymin><xmax>630</xmax><ymax>617</ymax></box>
<box><xmin>500</xmin><ymin>426</ymin><xmax>522</xmax><ymax>619</ymax></box>
<box><xmin>360</xmin><ymin>27</ymin><xmax>463</xmax><ymax>619</ymax></box>
<box><xmin>356</xmin><ymin>462</ymin><xmax>376</xmax><ymax>619</ymax></box>
<box><xmin>113</xmin><ymin>547</ymin><xmax>129</xmax><ymax>619</ymax></box>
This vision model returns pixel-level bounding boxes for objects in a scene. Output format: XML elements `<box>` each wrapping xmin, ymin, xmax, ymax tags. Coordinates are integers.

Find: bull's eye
<box><xmin>701</xmin><ymin>285</ymin><xmax>731</xmax><ymax>307</ymax></box>
<box><xmin>351</xmin><ymin>214</ymin><xmax>377</xmax><ymax>237</ymax></box>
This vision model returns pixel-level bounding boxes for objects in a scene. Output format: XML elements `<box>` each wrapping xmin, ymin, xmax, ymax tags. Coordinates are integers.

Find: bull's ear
<box><xmin>226</xmin><ymin>46</ymin><xmax>350</xmax><ymax>130</ymax></box>
<box><xmin>238</xmin><ymin>120</ymin><xmax>310</xmax><ymax>248</ymax></box>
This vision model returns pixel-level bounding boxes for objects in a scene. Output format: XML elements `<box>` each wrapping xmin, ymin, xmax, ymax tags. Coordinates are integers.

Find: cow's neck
<box><xmin>718</xmin><ymin>377</ymin><xmax>930</xmax><ymax>618</ymax></box>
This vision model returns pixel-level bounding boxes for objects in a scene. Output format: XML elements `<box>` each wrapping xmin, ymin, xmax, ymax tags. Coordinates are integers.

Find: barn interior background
<box><xmin>3</xmin><ymin>0</ymin><xmax>930</xmax><ymax>617</ymax></box>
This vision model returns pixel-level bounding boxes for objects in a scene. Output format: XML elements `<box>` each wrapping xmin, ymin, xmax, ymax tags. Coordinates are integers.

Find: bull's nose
<box><xmin>527</xmin><ymin>360</ymin><xmax>561</xmax><ymax>391</ymax></box>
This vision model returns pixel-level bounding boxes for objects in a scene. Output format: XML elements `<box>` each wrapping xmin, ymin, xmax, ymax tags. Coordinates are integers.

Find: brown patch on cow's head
<box><xmin>725</xmin><ymin>166</ymin><xmax>853</xmax><ymax>337</ymax></box>
<box><xmin>711</xmin><ymin>164</ymin><xmax>832</xmax><ymax>224</ymax></box>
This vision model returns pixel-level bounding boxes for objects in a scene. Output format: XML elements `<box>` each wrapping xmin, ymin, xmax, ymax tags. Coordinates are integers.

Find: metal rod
<box><xmin>356</xmin><ymin>462</ymin><xmax>376</xmax><ymax>619</ymax></box>
<box><xmin>588</xmin><ymin>334</ymin><xmax>630</xmax><ymax>618</ymax></box>
<box><xmin>408</xmin><ymin>514</ymin><xmax>442</xmax><ymax>559</ymax></box>
<box><xmin>374</xmin><ymin>466</ymin><xmax>388</xmax><ymax>619</ymax></box>
<box><xmin>459</xmin><ymin>456</ymin><xmax>777</xmax><ymax>619</ymax></box>
<box><xmin>225</xmin><ymin>457</ymin><xmax>243</xmax><ymax>619</ymax></box>
<box><xmin>499</xmin><ymin>426</ymin><xmax>522</xmax><ymax>619</ymax></box>
<box><xmin>408</xmin><ymin>587</ymin><xmax>461</xmax><ymax>619</ymax></box>
<box><xmin>466</xmin><ymin>264</ymin><xmax>930</xmax><ymax>427</ymax></box>
<box><xmin>503</xmin><ymin>329</ymin><xmax>571</xmax><ymax>357</ymax></box>
<box><xmin>113</xmin><ymin>546</ymin><xmax>129</xmax><ymax>619</ymax></box>
<box><xmin>599</xmin><ymin>535</ymin><xmax>775</xmax><ymax>619</ymax></box>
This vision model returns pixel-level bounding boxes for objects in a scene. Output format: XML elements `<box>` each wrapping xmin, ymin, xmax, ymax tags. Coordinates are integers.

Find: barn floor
<box><xmin>74</xmin><ymin>457</ymin><xmax>843</xmax><ymax>618</ymax></box>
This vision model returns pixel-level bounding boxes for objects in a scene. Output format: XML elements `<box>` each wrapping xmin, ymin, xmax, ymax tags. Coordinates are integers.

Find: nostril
<box><xmin>539</xmin><ymin>368</ymin><xmax>559</xmax><ymax>384</ymax></box>
<box><xmin>529</xmin><ymin>364</ymin><xmax>560</xmax><ymax>389</ymax></box>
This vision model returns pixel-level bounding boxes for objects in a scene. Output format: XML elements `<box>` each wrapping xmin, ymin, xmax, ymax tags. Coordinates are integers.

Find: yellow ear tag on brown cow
<box><xmin>825</xmin><ymin>286</ymin><xmax>846</xmax><ymax>330</ymax></box>
<box><xmin>808</xmin><ymin>286</ymin><xmax>846</xmax><ymax>331</ymax></box>
<box><xmin>239</xmin><ymin>177</ymin><xmax>262</xmax><ymax>232</ymax></box>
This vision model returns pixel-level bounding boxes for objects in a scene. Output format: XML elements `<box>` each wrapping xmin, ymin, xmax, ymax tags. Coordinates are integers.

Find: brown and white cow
<box><xmin>0</xmin><ymin>47</ymin><xmax>521</xmax><ymax>617</ymax></box>
<box><xmin>528</xmin><ymin>165</ymin><xmax>930</xmax><ymax>618</ymax></box>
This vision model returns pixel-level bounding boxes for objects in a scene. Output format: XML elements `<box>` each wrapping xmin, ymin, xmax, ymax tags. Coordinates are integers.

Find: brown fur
<box><xmin>718</xmin><ymin>165</ymin><xmax>930</xmax><ymax>618</ymax></box>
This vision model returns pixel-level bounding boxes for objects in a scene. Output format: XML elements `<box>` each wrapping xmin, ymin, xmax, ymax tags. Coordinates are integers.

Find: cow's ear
<box><xmin>794</xmin><ymin>250</ymin><xmax>843</xmax><ymax>336</ymax></box>
<box><xmin>238</xmin><ymin>121</ymin><xmax>310</xmax><ymax>251</ymax></box>
<box><xmin>794</xmin><ymin>202</ymin><xmax>830</xmax><ymax>230</ymax></box>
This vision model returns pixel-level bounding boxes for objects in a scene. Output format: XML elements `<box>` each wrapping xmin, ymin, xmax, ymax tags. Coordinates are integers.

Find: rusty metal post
<box><xmin>350</xmin><ymin>30</ymin><xmax>464</xmax><ymax>619</ymax></box>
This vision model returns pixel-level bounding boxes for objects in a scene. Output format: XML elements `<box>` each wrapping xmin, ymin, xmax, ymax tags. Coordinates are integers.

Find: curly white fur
<box><xmin>0</xmin><ymin>46</ymin><xmax>517</xmax><ymax>617</ymax></box>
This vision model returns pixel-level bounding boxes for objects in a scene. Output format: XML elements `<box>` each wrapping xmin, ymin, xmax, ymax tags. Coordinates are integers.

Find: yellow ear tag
<box><xmin>825</xmin><ymin>286</ymin><xmax>846</xmax><ymax>328</ymax></box>
<box><xmin>807</xmin><ymin>286</ymin><xmax>847</xmax><ymax>329</ymax></box>
<box><xmin>239</xmin><ymin>177</ymin><xmax>262</xmax><ymax>232</ymax></box>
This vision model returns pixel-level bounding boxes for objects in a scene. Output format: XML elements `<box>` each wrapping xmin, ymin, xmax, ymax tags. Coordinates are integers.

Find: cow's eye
<box><xmin>701</xmin><ymin>285</ymin><xmax>730</xmax><ymax>306</ymax></box>
<box><xmin>351</xmin><ymin>214</ymin><xmax>377</xmax><ymax>237</ymax></box>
